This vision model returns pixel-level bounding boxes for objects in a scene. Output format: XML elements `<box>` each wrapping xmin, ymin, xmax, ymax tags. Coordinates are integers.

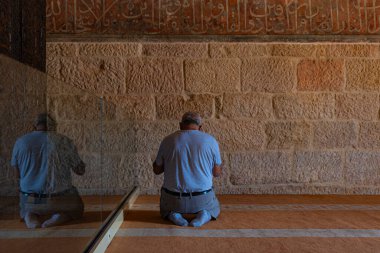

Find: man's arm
<box><xmin>73</xmin><ymin>161</ymin><xmax>85</xmax><ymax>176</ymax></box>
<box><xmin>213</xmin><ymin>165</ymin><xmax>222</xmax><ymax>177</ymax></box>
<box><xmin>153</xmin><ymin>161</ymin><xmax>164</xmax><ymax>175</ymax></box>
<box><xmin>12</xmin><ymin>166</ymin><xmax>20</xmax><ymax>179</ymax></box>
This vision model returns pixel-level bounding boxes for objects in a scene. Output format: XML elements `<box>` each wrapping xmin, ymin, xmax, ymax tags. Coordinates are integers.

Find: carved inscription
<box><xmin>46</xmin><ymin>0</ymin><xmax>380</xmax><ymax>35</ymax></box>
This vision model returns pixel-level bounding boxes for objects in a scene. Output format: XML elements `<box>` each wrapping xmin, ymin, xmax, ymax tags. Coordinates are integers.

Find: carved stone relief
<box><xmin>47</xmin><ymin>0</ymin><xmax>380</xmax><ymax>36</ymax></box>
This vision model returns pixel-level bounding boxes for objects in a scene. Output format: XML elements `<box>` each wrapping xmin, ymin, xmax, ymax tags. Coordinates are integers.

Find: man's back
<box><xmin>154</xmin><ymin>112</ymin><xmax>222</xmax><ymax>227</ymax></box>
<box><xmin>157</xmin><ymin>130</ymin><xmax>221</xmax><ymax>192</ymax></box>
<box><xmin>12</xmin><ymin>131</ymin><xmax>49</xmax><ymax>193</ymax></box>
<box><xmin>12</xmin><ymin>131</ymin><xmax>81</xmax><ymax>193</ymax></box>
<box><xmin>11</xmin><ymin>113</ymin><xmax>85</xmax><ymax>229</ymax></box>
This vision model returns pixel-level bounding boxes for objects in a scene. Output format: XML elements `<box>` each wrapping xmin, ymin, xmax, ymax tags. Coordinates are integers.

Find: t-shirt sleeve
<box><xmin>213</xmin><ymin>139</ymin><xmax>222</xmax><ymax>166</ymax></box>
<box><xmin>10</xmin><ymin>141</ymin><xmax>19</xmax><ymax>167</ymax></box>
<box><xmin>155</xmin><ymin>141</ymin><xmax>165</xmax><ymax>166</ymax></box>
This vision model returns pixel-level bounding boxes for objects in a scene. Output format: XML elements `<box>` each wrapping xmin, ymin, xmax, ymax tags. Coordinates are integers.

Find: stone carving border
<box><xmin>47</xmin><ymin>0</ymin><xmax>380</xmax><ymax>38</ymax></box>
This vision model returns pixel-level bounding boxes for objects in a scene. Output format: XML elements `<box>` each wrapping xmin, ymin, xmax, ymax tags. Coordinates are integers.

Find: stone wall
<box><xmin>46</xmin><ymin>42</ymin><xmax>380</xmax><ymax>195</ymax></box>
<box><xmin>0</xmin><ymin>54</ymin><xmax>108</xmax><ymax>196</ymax></box>
<box><xmin>0</xmin><ymin>55</ymin><xmax>47</xmax><ymax>195</ymax></box>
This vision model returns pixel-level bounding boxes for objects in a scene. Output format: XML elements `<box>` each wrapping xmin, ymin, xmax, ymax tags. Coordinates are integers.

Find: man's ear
<box><xmin>199</xmin><ymin>125</ymin><xmax>202</xmax><ymax>131</ymax></box>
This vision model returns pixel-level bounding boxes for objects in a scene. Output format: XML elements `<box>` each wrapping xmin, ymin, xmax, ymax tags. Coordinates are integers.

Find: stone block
<box><xmin>152</xmin><ymin>174</ymin><xmax>164</xmax><ymax>192</ymax></box>
<box><xmin>105</xmin><ymin>95</ymin><xmax>155</xmax><ymax>121</ymax></box>
<box><xmin>221</xmin><ymin>93</ymin><xmax>273</xmax><ymax>120</ymax></box>
<box><xmin>229</xmin><ymin>152</ymin><xmax>292</xmax><ymax>185</ymax></box>
<box><xmin>209</xmin><ymin>43</ymin><xmax>268</xmax><ymax>58</ymax></box>
<box><xmin>121</xmin><ymin>153</ymin><xmax>153</xmax><ymax>189</ymax></box>
<box><xmin>56</xmin><ymin>122</ymin><xmax>86</xmax><ymax>151</ymax></box>
<box><xmin>1</xmin><ymin>123</ymin><xmax>32</xmax><ymax>160</ymax></box>
<box><xmin>142</xmin><ymin>43</ymin><xmax>208</xmax><ymax>58</ymax></box>
<box><xmin>0</xmin><ymin>56</ymin><xmax>16</xmax><ymax>94</ymax></box>
<box><xmin>273</xmin><ymin>93</ymin><xmax>334</xmax><ymax>120</ymax></box>
<box><xmin>18</xmin><ymin>66</ymin><xmax>47</xmax><ymax>95</ymax></box>
<box><xmin>156</xmin><ymin>94</ymin><xmax>214</xmax><ymax>120</ymax></box>
<box><xmin>84</xmin><ymin>122</ymin><xmax>134</xmax><ymax>153</ymax></box>
<box><xmin>376</xmin><ymin>44</ymin><xmax>380</xmax><ymax>57</ymax></box>
<box><xmin>46</xmin><ymin>76</ymin><xmax>67</xmax><ymax>96</ymax></box>
<box><xmin>294</xmin><ymin>151</ymin><xmax>343</xmax><ymax>183</ymax></box>
<box><xmin>5</xmin><ymin>94</ymin><xmax>47</xmax><ymax>123</ymax></box>
<box><xmin>102</xmin><ymin>154</ymin><xmax>127</xmax><ymax>190</ymax></box>
<box><xmin>335</xmin><ymin>93</ymin><xmax>378</xmax><ymax>120</ymax></box>
<box><xmin>185</xmin><ymin>59</ymin><xmax>240</xmax><ymax>93</ymax></box>
<box><xmin>78</xmin><ymin>43</ymin><xmax>141</xmax><ymax>57</ymax></box>
<box><xmin>215</xmin><ymin>95</ymin><xmax>223</xmax><ymax>118</ymax></box>
<box><xmin>52</xmin><ymin>94</ymin><xmax>116</xmax><ymax>121</ymax></box>
<box><xmin>85</xmin><ymin>121</ymin><xmax>178</xmax><ymax>154</ymax></box>
<box><xmin>46</xmin><ymin>42</ymin><xmax>77</xmax><ymax>58</ymax></box>
<box><xmin>0</xmin><ymin>96</ymin><xmax>12</xmax><ymax>121</ymax></box>
<box><xmin>271</xmin><ymin>44</ymin><xmax>317</xmax><ymax>57</ymax></box>
<box><xmin>346</xmin><ymin>151</ymin><xmax>380</xmax><ymax>186</ymax></box>
<box><xmin>313</xmin><ymin>121</ymin><xmax>356</xmax><ymax>149</ymax></box>
<box><xmin>359</xmin><ymin>122</ymin><xmax>380</xmax><ymax>149</ymax></box>
<box><xmin>203</xmin><ymin>120</ymin><xmax>264</xmax><ymax>152</ymax></box>
<box><xmin>0</xmin><ymin>55</ymin><xmax>46</xmax><ymax>95</ymax></box>
<box><xmin>126</xmin><ymin>58</ymin><xmax>183</xmax><ymax>94</ymax></box>
<box><xmin>75</xmin><ymin>153</ymin><xmax>125</xmax><ymax>190</ymax></box>
<box><xmin>315</xmin><ymin>44</ymin><xmax>378</xmax><ymax>58</ymax></box>
<box><xmin>345</xmin><ymin>187</ymin><xmax>380</xmax><ymax>195</ymax></box>
<box><xmin>46</xmin><ymin>57</ymin><xmax>60</xmax><ymax>81</ymax></box>
<box><xmin>297</xmin><ymin>59</ymin><xmax>344</xmax><ymax>91</ymax></box>
<box><xmin>346</xmin><ymin>59</ymin><xmax>380</xmax><ymax>92</ymax></box>
<box><xmin>242</xmin><ymin>58</ymin><xmax>295</xmax><ymax>92</ymax></box>
<box><xmin>225</xmin><ymin>184</ymin><xmax>347</xmax><ymax>195</ymax></box>
<box><xmin>59</xmin><ymin>57</ymin><xmax>126</xmax><ymax>94</ymax></box>
<box><xmin>265</xmin><ymin>122</ymin><xmax>311</xmax><ymax>149</ymax></box>
<box><xmin>134</xmin><ymin>121</ymin><xmax>179</xmax><ymax>153</ymax></box>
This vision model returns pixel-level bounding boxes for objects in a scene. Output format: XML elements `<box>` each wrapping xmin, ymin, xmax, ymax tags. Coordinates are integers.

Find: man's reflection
<box><xmin>11</xmin><ymin>113</ymin><xmax>85</xmax><ymax>228</ymax></box>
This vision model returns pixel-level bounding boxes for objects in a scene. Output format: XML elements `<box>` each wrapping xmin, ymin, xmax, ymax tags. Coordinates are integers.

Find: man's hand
<box><xmin>73</xmin><ymin>161</ymin><xmax>85</xmax><ymax>175</ymax></box>
<box><xmin>153</xmin><ymin>162</ymin><xmax>164</xmax><ymax>175</ymax></box>
<box><xmin>213</xmin><ymin>165</ymin><xmax>222</xmax><ymax>177</ymax></box>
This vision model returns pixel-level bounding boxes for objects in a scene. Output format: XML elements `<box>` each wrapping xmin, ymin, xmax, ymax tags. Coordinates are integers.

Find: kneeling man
<box><xmin>153</xmin><ymin>112</ymin><xmax>222</xmax><ymax>227</ymax></box>
<box><xmin>11</xmin><ymin>113</ymin><xmax>85</xmax><ymax>228</ymax></box>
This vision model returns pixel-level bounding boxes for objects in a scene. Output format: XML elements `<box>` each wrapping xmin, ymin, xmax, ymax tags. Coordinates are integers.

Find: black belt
<box><xmin>20</xmin><ymin>189</ymin><xmax>70</xmax><ymax>198</ymax></box>
<box><xmin>163</xmin><ymin>188</ymin><xmax>212</xmax><ymax>197</ymax></box>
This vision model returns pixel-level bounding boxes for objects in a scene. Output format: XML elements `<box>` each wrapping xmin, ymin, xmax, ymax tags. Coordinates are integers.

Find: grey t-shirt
<box><xmin>155</xmin><ymin>130</ymin><xmax>222</xmax><ymax>193</ymax></box>
<box><xmin>11</xmin><ymin>131</ymin><xmax>82</xmax><ymax>194</ymax></box>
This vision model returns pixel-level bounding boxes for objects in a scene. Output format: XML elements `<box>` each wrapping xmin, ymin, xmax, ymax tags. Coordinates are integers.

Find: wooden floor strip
<box><xmin>131</xmin><ymin>203</ymin><xmax>380</xmax><ymax>211</ymax></box>
<box><xmin>0</xmin><ymin>229</ymin><xmax>97</xmax><ymax>238</ymax></box>
<box><xmin>115</xmin><ymin>228</ymin><xmax>380</xmax><ymax>238</ymax></box>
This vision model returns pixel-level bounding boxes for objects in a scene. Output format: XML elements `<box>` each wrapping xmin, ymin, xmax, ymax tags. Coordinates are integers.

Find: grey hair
<box><xmin>180</xmin><ymin>112</ymin><xmax>202</xmax><ymax>126</ymax></box>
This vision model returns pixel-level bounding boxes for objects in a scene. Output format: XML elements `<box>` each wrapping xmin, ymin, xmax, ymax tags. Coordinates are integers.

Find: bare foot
<box><xmin>41</xmin><ymin>213</ymin><xmax>70</xmax><ymax>228</ymax></box>
<box><xmin>24</xmin><ymin>212</ymin><xmax>41</xmax><ymax>229</ymax></box>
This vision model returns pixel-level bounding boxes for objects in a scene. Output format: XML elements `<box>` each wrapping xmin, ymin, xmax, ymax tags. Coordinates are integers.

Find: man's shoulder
<box><xmin>195</xmin><ymin>131</ymin><xmax>217</xmax><ymax>141</ymax></box>
<box><xmin>163</xmin><ymin>131</ymin><xmax>181</xmax><ymax>140</ymax></box>
<box><xmin>185</xmin><ymin>131</ymin><xmax>219</xmax><ymax>146</ymax></box>
<box><xmin>162</xmin><ymin>130</ymin><xmax>218</xmax><ymax>144</ymax></box>
<box><xmin>16</xmin><ymin>131</ymin><xmax>43</xmax><ymax>142</ymax></box>
<box><xmin>48</xmin><ymin>132</ymin><xmax>71</xmax><ymax>141</ymax></box>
